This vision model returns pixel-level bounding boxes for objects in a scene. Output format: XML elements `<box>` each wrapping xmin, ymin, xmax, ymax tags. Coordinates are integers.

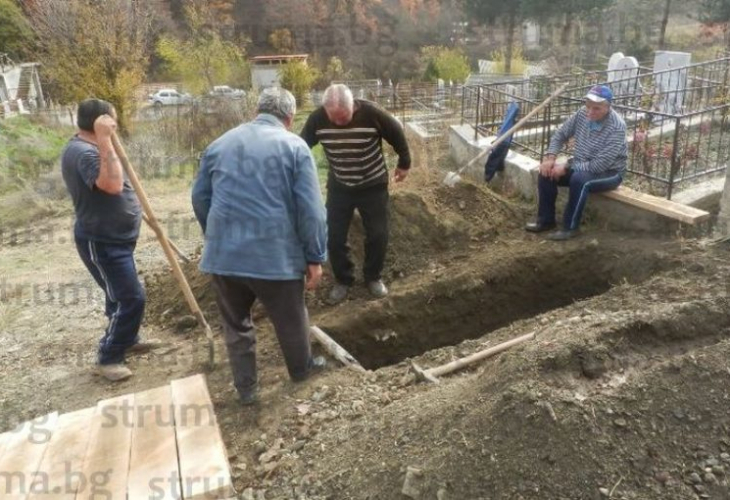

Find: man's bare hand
<box><xmin>93</xmin><ymin>114</ymin><xmax>117</xmax><ymax>139</ymax></box>
<box><xmin>550</xmin><ymin>164</ymin><xmax>568</xmax><ymax>179</ymax></box>
<box><xmin>538</xmin><ymin>161</ymin><xmax>553</xmax><ymax>177</ymax></box>
<box><xmin>305</xmin><ymin>264</ymin><xmax>323</xmax><ymax>290</ymax></box>
<box><xmin>394</xmin><ymin>168</ymin><xmax>409</xmax><ymax>183</ymax></box>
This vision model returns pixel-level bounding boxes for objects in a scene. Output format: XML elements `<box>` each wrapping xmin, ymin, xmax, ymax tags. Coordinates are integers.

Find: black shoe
<box><xmin>525</xmin><ymin>221</ymin><xmax>557</xmax><ymax>233</ymax></box>
<box><xmin>291</xmin><ymin>356</ymin><xmax>327</xmax><ymax>382</ymax></box>
<box><xmin>238</xmin><ymin>382</ymin><xmax>259</xmax><ymax>406</ymax></box>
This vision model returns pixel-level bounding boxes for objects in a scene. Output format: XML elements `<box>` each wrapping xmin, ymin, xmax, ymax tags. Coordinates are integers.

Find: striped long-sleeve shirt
<box><xmin>546</xmin><ymin>107</ymin><xmax>628</xmax><ymax>174</ymax></box>
<box><xmin>300</xmin><ymin>100</ymin><xmax>411</xmax><ymax>190</ymax></box>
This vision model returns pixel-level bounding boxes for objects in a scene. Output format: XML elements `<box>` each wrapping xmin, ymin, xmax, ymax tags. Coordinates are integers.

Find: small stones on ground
<box><xmin>401</xmin><ymin>466</ymin><xmax>425</xmax><ymax>499</ymax></box>
<box><xmin>688</xmin><ymin>472</ymin><xmax>702</xmax><ymax>484</ymax></box>
<box><xmin>613</xmin><ymin>418</ymin><xmax>627</xmax><ymax>428</ymax></box>
<box><xmin>174</xmin><ymin>315</ymin><xmax>197</xmax><ymax>332</ymax></box>
<box><xmin>598</xmin><ymin>487</ymin><xmax>609</xmax><ymax>497</ymax></box>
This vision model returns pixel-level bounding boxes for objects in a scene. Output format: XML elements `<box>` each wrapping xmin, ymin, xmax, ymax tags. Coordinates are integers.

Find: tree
<box><xmin>420</xmin><ymin>46</ymin><xmax>471</xmax><ymax>82</ymax></box>
<box><xmin>700</xmin><ymin>0</ymin><xmax>730</xmax><ymax>48</ymax></box>
<box><xmin>279</xmin><ymin>60</ymin><xmax>319</xmax><ymax>105</ymax></box>
<box><xmin>321</xmin><ymin>56</ymin><xmax>353</xmax><ymax>85</ymax></box>
<box><xmin>658</xmin><ymin>0</ymin><xmax>673</xmax><ymax>48</ymax></box>
<box><xmin>463</xmin><ymin>0</ymin><xmax>524</xmax><ymax>73</ymax></box>
<box><xmin>0</xmin><ymin>0</ymin><xmax>34</xmax><ymax>60</ymax></box>
<box><xmin>27</xmin><ymin>0</ymin><xmax>154</xmax><ymax>133</ymax></box>
<box><xmin>269</xmin><ymin>28</ymin><xmax>294</xmax><ymax>54</ymax></box>
<box><xmin>156</xmin><ymin>0</ymin><xmax>247</xmax><ymax>94</ymax></box>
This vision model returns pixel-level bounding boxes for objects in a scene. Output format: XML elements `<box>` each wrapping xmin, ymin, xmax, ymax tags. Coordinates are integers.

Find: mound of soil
<box><xmin>144</xmin><ymin>178</ymin><xmax>530</xmax><ymax>325</ymax></box>
<box><xmin>141</xmin><ymin>172</ymin><xmax>730</xmax><ymax>500</ymax></box>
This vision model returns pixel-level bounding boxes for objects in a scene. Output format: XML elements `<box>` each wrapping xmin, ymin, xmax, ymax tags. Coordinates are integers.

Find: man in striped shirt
<box><xmin>525</xmin><ymin>85</ymin><xmax>627</xmax><ymax>240</ymax></box>
<box><xmin>301</xmin><ymin>84</ymin><xmax>411</xmax><ymax>303</ymax></box>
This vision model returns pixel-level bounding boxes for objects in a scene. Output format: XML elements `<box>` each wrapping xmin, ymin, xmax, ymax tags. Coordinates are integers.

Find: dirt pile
<box><xmin>222</xmin><ymin>241</ymin><xmax>730</xmax><ymax>500</ymax></box>
<box><xmin>140</xmin><ymin>171</ymin><xmax>730</xmax><ymax>499</ymax></box>
<box><xmin>144</xmin><ymin>178</ymin><xmax>529</xmax><ymax>325</ymax></box>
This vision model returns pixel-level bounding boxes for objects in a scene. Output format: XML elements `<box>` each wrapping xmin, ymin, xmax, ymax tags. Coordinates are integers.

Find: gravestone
<box><xmin>607</xmin><ymin>52</ymin><xmax>625</xmax><ymax>83</ymax></box>
<box><xmin>614</xmin><ymin>56</ymin><xmax>641</xmax><ymax>98</ymax></box>
<box><xmin>653</xmin><ymin>51</ymin><xmax>692</xmax><ymax>115</ymax></box>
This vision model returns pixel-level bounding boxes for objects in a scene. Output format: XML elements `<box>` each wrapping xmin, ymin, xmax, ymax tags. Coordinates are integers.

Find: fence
<box><xmin>462</xmin><ymin>58</ymin><xmax>730</xmax><ymax>199</ymax></box>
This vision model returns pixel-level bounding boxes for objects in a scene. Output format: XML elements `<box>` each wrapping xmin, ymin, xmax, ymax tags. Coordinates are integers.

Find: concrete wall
<box><xmin>251</xmin><ymin>67</ymin><xmax>280</xmax><ymax>91</ymax></box>
<box><xmin>449</xmin><ymin>124</ymin><xmax>684</xmax><ymax>235</ymax></box>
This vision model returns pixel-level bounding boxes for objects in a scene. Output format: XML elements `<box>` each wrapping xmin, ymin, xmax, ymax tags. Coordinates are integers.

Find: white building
<box><xmin>250</xmin><ymin>54</ymin><xmax>309</xmax><ymax>91</ymax></box>
<box><xmin>0</xmin><ymin>55</ymin><xmax>45</xmax><ymax>117</ymax></box>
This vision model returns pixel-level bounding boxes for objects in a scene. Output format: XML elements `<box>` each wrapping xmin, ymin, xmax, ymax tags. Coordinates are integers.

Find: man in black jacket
<box><xmin>301</xmin><ymin>84</ymin><xmax>411</xmax><ymax>304</ymax></box>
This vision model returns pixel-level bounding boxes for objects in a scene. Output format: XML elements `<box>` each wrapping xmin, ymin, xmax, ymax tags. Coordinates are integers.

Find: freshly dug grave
<box><xmin>216</xmin><ymin>241</ymin><xmax>730</xmax><ymax>500</ymax></box>
<box><xmin>143</xmin><ymin>175</ymin><xmax>730</xmax><ymax>500</ymax></box>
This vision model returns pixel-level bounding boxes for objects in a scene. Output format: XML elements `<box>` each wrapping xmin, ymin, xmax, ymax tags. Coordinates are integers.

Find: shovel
<box><xmin>443</xmin><ymin>82</ymin><xmax>570</xmax><ymax>187</ymax></box>
<box><xmin>111</xmin><ymin>132</ymin><xmax>216</xmax><ymax>369</ymax></box>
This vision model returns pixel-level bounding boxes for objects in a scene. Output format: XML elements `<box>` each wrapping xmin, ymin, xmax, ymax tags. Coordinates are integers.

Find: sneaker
<box><xmin>95</xmin><ymin>363</ymin><xmax>132</xmax><ymax>382</ymax></box>
<box><xmin>367</xmin><ymin>280</ymin><xmax>388</xmax><ymax>298</ymax></box>
<box><xmin>328</xmin><ymin>283</ymin><xmax>350</xmax><ymax>304</ymax></box>
<box><xmin>127</xmin><ymin>338</ymin><xmax>166</xmax><ymax>355</ymax></box>
<box><xmin>547</xmin><ymin>229</ymin><xmax>580</xmax><ymax>241</ymax></box>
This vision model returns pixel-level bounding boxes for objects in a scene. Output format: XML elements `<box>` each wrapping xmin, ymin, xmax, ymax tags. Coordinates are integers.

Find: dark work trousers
<box><xmin>75</xmin><ymin>238</ymin><xmax>146</xmax><ymax>365</ymax></box>
<box><xmin>326</xmin><ymin>183</ymin><xmax>389</xmax><ymax>286</ymax></box>
<box><xmin>211</xmin><ymin>275</ymin><xmax>315</xmax><ymax>397</ymax></box>
<box><xmin>537</xmin><ymin>169</ymin><xmax>623</xmax><ymax>231</ymax></box>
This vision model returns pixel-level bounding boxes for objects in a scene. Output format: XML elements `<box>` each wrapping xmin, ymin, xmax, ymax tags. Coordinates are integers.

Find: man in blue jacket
<box><xmin>192</xmin><ymin>88</ymin><xmax>328</xmax><ymax>405</ymax></box>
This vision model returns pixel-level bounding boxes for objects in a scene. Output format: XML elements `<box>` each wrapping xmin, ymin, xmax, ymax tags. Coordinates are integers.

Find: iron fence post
<box><xmin>667</xmin><ymin>116</ymin><xmax>682</xmax><ymax>200</ymax></box>
<box><xmin>474</xmin><ymin>86</ymin><xmax>481</xmax><ymax>143</ymax></box>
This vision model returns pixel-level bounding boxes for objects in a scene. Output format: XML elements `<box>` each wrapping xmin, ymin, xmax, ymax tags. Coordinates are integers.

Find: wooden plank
<box><xmin>128</xmin><ymin>385</ymin><xmax>182</xmax><ymax>500</ymax></box>
<box><xmin>601</xmin><ymin>186</ymin><xmax>711</xmax><ymax>225</ymax></box>
<box><xmin>0</xmin><ymin>412</ymin><xmax>58</xmax><ymax>499</ymax></box>
<box><xmin>76</xmin><ymin>395</ymin><xmax>134</xmax><ymax>500</ymax></box>
<box><xmin>26</xmin><ymin>407</ymin><xmax>95</xmax><ymax>500</ymax></box>
<box><xmin>171</xmin><ymin>375</ymin><xmax>234</xmax><ymax>500</ymax></box>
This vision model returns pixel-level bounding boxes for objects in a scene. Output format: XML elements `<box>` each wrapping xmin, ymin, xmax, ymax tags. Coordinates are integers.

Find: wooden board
<box><xmin>26</xmin><ymin>407</ymin><xmax>95</xmax><ymax>500</ymax></box>
<box><xmin>601</xmin><ymin>186</ymin><xmax>711</xmax><ymax>225</ymax></box>
<box><xmin>76</xmin><ymin>395</ymin><xmax>134</xmax><ymax>500</ymax></box>
<box><xmin>171</xmin><ymin>374</ymin><xmax>234</xmax><ymax>500</ymax></box>
<box><xmin>0</xmin><ymin>412</ymin><xmax>58</xmax><ymax>500</ymax></box>
<box><xmin>128</xmin><ymin>385</ymin><xmax>182</xmax><ymax>500</ymax></box>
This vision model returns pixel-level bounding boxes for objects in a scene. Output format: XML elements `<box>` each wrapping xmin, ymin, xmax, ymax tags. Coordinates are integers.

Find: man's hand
<box><xmin>538</xmin><ymin>156</ymin><xmax>555</xmax><ymax>177</ymax></box>
<box><xmin>93</xmin><ymin>114</ymin><xmax>117</xmax><ymax>139</ymax></box>
<box><xmin>305</xmin><ymin>264</ymin><xmax>323</xmax><ymax>290</ymax></box>
<box><xmin>550</xmin><ymin>164</ymin><xmax>569</xmax><ymax>179</ymax></box>
<box><xmin>394</xmin><ymin>168</ymin><xmax>409</xmax><ymax>182</ymax></box>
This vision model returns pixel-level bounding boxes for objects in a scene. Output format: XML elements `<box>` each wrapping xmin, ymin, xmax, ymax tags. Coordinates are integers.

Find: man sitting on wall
<box><xmin>525</xmin><ymin>85</ymin><xmax>628</xmax><ymax>241</ymax></box>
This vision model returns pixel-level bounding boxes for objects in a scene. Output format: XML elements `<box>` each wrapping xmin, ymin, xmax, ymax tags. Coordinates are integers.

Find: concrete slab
<box><xmin>672</xmin><ymin>176</ymin><xmax>726</xmax><ymax>211</ymax></box>
<box><xmin>448</xmin><ymin>123</ymin><xmax>709</xmax><ymax>235</ymax></box>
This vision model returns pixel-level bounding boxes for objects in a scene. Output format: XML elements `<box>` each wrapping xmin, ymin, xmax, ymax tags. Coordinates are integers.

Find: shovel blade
<box><xmin>443</xmin><ymin>171</ymin><xmax>461</xmax><ymax>187</ymax></box>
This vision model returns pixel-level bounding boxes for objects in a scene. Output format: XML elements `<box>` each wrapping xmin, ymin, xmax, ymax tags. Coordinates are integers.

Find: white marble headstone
<box><xmin>607</xmin><ymin>52</ymin><xmax>625</xmax><ymax>83</ymax></box>
<box><xmin>653</xmin><ymin>51</ymin><xmax>692</xmax><ymax>115</ymax></box>
<box><xmin>614</xmin><ymin>56</ymin><xmax>641</xmax><ymax>97</ymax></box>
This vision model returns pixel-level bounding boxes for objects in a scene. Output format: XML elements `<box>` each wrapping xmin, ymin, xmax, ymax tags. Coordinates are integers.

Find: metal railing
<box><xmin>462</xmin><ymin>58</ymin><xmax>730</xmax><ymax>198</ymax></box>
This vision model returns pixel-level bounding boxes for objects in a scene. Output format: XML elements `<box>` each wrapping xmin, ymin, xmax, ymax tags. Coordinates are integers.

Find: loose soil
<box><xmin>2</xmin><ymin>167</ymin><xmax>730</xmax><ymax>500</ymax></box>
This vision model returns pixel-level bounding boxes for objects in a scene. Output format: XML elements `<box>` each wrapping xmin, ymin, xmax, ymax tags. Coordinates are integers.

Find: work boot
<box><xmin>127</xmin><ymin>338</ymin><xmax>166</xmax><ymax>356</ymax></box>
<box><xmin>328</xmin><ymin>284</ymin><xmax>350</xmax><ymax>304</ymax></box>
<box><xmin>291</xmin><ymin>356</ymin><xmax>328</xmax><ymax>382</ymax></box>
<box><xmin>238</xmin><ymin>384</ymin><xmax>259</xmax><ymax>406</ymax></box>
<box><xmin>367</xmin><ymin>279</ymin><xmax>388</xmax><ymax>298</ymax></box>
<box><xmin>95</xmin><ymin>363</ymin><xmax>133</xmax><ymax>382</ymax></box>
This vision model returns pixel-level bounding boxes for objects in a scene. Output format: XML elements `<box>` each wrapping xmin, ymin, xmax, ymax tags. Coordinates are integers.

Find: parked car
<box><xmin>208</xmin><ymin>85</ymin><xmax>246</xmax><ymax>99</ymax></box>
<box><xmin>148</xmin><ymin>89</ymin><xmax>193</xmax><ymax>107</ymax></box>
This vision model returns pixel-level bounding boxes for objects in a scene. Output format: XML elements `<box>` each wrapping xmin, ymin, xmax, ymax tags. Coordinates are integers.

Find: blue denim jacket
<box><xmin>192</xmin><ymin>114</ymin><xmax>327</xmax><ymax>280</ymax></box>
